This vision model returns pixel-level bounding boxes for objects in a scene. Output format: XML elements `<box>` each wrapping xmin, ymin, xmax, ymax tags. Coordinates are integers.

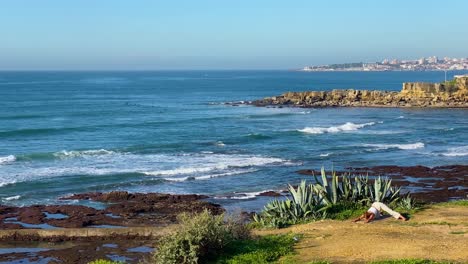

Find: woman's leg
<box><xmin>373</xmin><ymin>202</ymin><xmax>402</xmax><ymax>219</ymax></box>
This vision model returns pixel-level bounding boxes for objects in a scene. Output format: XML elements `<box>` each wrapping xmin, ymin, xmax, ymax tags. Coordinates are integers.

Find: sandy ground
<box><xmin>256</xmin><ymin>204</ymin><xmax>468</xmax><ymax>263</ymax></box>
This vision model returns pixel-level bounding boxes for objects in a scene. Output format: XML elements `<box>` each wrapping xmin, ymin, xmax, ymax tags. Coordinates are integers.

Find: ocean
<box><xmin>1</xmin><ymin>70</ymin><xmax>467</xmax><ymax>210</ymax></box>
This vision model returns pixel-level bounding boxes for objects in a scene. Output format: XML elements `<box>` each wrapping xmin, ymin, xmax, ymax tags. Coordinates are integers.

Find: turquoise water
<box><xmin>1</xmin><ymin>71</ymin><xmax>467</xmax><ymax>208</ymax></box>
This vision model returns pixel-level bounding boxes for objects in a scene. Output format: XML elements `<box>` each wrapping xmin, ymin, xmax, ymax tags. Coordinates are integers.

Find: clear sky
<box><xmin>1</xmin><ymin>0</ymin><xmax>467</xmax><ymax>70</ymax></box>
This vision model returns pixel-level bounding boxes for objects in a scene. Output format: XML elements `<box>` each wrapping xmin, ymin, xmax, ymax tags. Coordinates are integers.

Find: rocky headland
<box><xmin>247</xmin><ymin>75</ymin><xmax>468</xmax><ymax>108</ymax></box>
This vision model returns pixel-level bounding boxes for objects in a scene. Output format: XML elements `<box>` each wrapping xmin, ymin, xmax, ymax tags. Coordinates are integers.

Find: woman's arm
<box><xmin>364</xmin><ymin>213</ymin><xmax>375</xmax><ymax>223</ymax></box>
<box><xmin>353</xmin><ymin>214</ymin><xmax>365</xmax><ymax>222</ymax></box>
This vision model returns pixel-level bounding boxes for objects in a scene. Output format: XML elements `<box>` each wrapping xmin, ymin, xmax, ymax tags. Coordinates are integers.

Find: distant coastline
<box><xmin>299</xmin><ymin>56</ymin><xmax>468</xmax><ymax>72</ymax></box>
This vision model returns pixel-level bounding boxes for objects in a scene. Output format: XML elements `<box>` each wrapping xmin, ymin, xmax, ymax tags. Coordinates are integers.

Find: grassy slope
<box><xmin>254</xmin><ymin>202</ymin><xmax>468</xmax><ymax>264</ymax></box>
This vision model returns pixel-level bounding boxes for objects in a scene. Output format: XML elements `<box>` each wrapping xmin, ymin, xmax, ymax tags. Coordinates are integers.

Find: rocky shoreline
<box><xmin>244</xmin><ymin>76</ymin><xmax>468</xmax><ymax>108</ymax></box>
<box><xmin>0</xmin><ymin>164</ymin><xmax>466</xmax><ymax>263</ymax></box>
<box><xmin>298</xmin><ymin>165</ymin><xmax>467</xmax><ymax>202</ymax></box>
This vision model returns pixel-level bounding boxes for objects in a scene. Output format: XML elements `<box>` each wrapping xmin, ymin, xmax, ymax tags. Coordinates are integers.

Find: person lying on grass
<box><xmin>353</xmin><ymin>201</ymin><xmax>407</xmax><ymax>223</ymax></box>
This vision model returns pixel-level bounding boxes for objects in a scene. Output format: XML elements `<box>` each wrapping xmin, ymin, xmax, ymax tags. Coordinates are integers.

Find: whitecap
<box><xmin>298</xmin><ymin>122</ymin><xmax>376</xmax><ymax>134</ymax></box>
<box><xmin>53</xmin><ymin>149</ymin><xmax>115</xmax><ymax>159</ymax></box>
<box><xmin>0</xmin><ymin>155</ymin><xmax>16</xmax><ymax>165</ymax></box>
<box><xmin>214</xmin><ymin>189</ymin><xmax>277</xmax><ymax>200</ymax></box>
<box><xmin>215</xmin><ymin>141</ymin><xmax>225</xmax><ymax>147</ymax></box>
<box><xmin>0</xmin><ymin>152</ymin><xmax>294</xmax><ymax>185</ymax></box>
<box><xmin>363</xmin><ymin>142</ymin><xmax>425</xmax><ymax>150</ymax></box>
<box><xmin>319</xmin><ymin>153</ymin><xmax>332</xmax><ymax>157</ymax></box>
<box><xmin>2</xmin><ymin>195</ymin><xmax>21</xmax><ymax>201</ymax></box>
<box><xmin>163</xmin><ymin>168</ymin><xmax>258</xmax><ymax>182</ymax></box>
<box><xmin>397</xmin><ymin>116</ymin><xmax>405</xmax><ymax>119</ymax></box>
<box><xmin>144</xmin><ymin>156</ymin><xmax>285</xmax><ymax>177</ymax></box>
<box><xmin>0</xmin><ymin>180</ymin><xmax>16</xmax><ymax>187</ymax></box>
<box><xmin>441</xmin><ymin>145</ymin><xmax>468</xmax><ymax>157</ymax></box>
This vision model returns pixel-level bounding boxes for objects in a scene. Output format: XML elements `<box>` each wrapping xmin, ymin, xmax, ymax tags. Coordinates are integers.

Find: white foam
<box><xmin>144</xmin><ymin>156</ymin><xmax>284</xmax><ymax>176</ymax></box>
<box><xmin>319</xmin><ymin>153</ymin><xmax>332</xmax><ymax>157</ymax></box>
<box><xmin>397</xmin><ymin>116</ymin><xmax>405</xmax><ymax>119</ymax></box>
<box><xmin>0</xmin><ymin>152</ymin><xmax>293</xmax><ymax>185</ymax></box>
<box><xmin>298</xmin><ymin>122</ymin><xmax>376</xmax><ymax>134</ymax></box>
<box><xmin>53</xmin><ymin>149</ymin><xmax>115</xmax><ymax>159</ymax></box>
<box><xmin>364</xmin><ymin>142</ymin><xmax>425</xmax><ymax>150</ymax></box>
<box><xmin>215</xmin><ymin>141</ymin><xmax>225</xmax><ymax>147</ymax></box>
<box><xmin>0</xmin><ymin>155</ymin><xmax>16</xmax><ymax>165</ymax></box>
<box><xmin>3</xmin><ymin>195</ymin><xmax>21</xmax><ymax>201</ymax></box>
<box><xmin>163</xmin><ymin>168</ymin><xmax>258</xmax><ymax>182</ymax></box>
<box><xmin>441</xmin><ymin>145</ymin><xmax>468</xmax><ymax>157</ymax></box>
<box><xmin>214</xmin><ymin>189</ymin><xmax>276</xmax><ymax>200</ymax></box>
<box><xmin>0</xmin><ymin>180</ymin><xmax>16</xmax><ymax>187</ymax></box>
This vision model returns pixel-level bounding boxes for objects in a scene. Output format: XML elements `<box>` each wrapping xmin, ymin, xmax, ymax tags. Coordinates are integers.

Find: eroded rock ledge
<box><xmin>248</xmin><ymin>76</ymin><xmax>468</xmax><ymax>108</ymax></box>
<box><xmin>0</xmin><ymin>191</ymin><xmax>223</xmax><ymax>231</ymax></box>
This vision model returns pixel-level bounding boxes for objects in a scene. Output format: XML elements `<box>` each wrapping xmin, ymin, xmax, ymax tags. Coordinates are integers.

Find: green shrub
<box><xmin>153</xmin><ymin>209</ymin><xmax>250</xmax><ymax>264</ymax></box>
<box><xmin>213</xmin><ymin>234</ymin><xmax>298</xmax><ymax>264</ymax></box>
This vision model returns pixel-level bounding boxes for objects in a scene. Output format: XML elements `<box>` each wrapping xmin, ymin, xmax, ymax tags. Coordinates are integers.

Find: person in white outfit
<box><xmin>353</xmin><ymin>202</ymin><xmax>407</xmax><ymax>223</ymax></box>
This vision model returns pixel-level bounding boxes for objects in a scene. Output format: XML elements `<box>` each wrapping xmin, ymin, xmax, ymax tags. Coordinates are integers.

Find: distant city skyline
<box><xmin>1</xmin><ymin>0</ymin><xmax>468</xmax><ymax>70</ymax></box>
<box><xmin>301</xmin><ymin>56</ymin><xmax>468</xmax><ymax>71</ymax></box>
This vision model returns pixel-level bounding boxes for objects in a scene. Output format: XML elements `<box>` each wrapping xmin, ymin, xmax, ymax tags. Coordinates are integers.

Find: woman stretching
<box><xmin>353</xmin><ymin>201</ymin><xmax>407</xmax><ymax>223</ymax></box>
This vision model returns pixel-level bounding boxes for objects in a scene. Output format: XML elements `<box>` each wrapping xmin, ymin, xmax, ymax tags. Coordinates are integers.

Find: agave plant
<box><xmin>370</xmin><ymin>176</ymin><xmax>401</xmax><ymax>204</ymax></box>
<box><xmin>397</xmin><ymin>193</ymin><xmax>415</xmax><ymax>210</ymax></box>
<box><xmin>254</xmin><ymin>166</ymin><xmax>407</xmax><ymax>228</ymax></box>
<box><xmin>254</xmin><ymin>180</ymin><xmax>324</xmax><ymax>227</ymax></box>
<box><xmin>311</xmin><ymin>167</ymin><xmax>401</xmax><ymax>206</ymax></box>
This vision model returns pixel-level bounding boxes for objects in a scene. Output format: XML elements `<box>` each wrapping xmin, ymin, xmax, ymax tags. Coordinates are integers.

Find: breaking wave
<box><xmin>363</xmin><ymin>142</ymin><xmax>425</xmax><ymax>150</ymax></box>
<box><xmin>0</xmin><ymin>155</ymin><xmax>16</xmax><ymax>165</ymax></box>
<box><xmin>214</xmin><ymin>189</ymin><xmax>279</xmax><ymax>200</ymax></box>
<box><xmin>441</xmin><ymin>145</ymin><xmax>468</xmax><ymax>157</ymax></box>
<box><xmin>298</xmin><ymin>122</ymin><xmax>376</xmax><ymax>134</ymax></box>
<box><xmin>0</xmin><ymin>151</ymin><xmax>295</xmax><ymax>186</ymax></box>
<box><xmin>143</xmin><ymin>156</ymin><xmax>285</xmax><ymax>176</ymax></box>
<box><xmin>53</xmin><ymin>149</ymin><xmax>116</xmax><ymax>159</ymax></box>
<box><xmin>162</xmin><ymin>169</ymin><xmax>258</xmax><ymax>182</ymax></box>
<box><xmin>2</xmin><ymin>195</ymin><xmax>21</xmax><ymax>201</ymax></box>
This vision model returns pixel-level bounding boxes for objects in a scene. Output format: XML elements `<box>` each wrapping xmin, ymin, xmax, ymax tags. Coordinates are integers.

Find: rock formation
<box><xmin>248</xmin><ymin>76</ymin><xmax>468</xmax><ymax>108</ymax></box>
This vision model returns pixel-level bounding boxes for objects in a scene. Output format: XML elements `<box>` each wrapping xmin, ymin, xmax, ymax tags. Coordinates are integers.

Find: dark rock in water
<box><xmin>0</xmin><ymin>191</ymin><xmax>223</xmax><ymax>231</ymax></box>
<box><xmin>258</xmin><ymin>191</ymin><xmax>282</xmax><ymax>197</ymax></box>
<box><xmin>297</xmin><ymin>165</ymin><xmax>468</xmax><ymax>202</ymax></box>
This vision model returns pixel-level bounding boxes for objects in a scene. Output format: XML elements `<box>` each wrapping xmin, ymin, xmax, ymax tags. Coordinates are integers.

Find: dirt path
<box><xmin>256</xmin><ymin>204</ymin><xmax>468</xmax><ymax>263</ymax></box>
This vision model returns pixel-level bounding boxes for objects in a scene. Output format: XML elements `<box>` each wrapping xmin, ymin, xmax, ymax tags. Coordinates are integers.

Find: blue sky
<box><xmin>1</xmin><ymin>0</ymin><xmax>467</xmax><ymax>70</ymax></box>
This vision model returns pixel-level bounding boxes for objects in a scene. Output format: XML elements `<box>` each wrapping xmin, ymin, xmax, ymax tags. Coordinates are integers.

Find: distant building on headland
<box><xmin>454</xmin><ymin>74</ymin><xmax>468</xmax><ymax>79</ymax></box>
<box><xmin>299</xmin><ymin>56</ymin><xmax>468</xmax><ymax>72</ymax></box>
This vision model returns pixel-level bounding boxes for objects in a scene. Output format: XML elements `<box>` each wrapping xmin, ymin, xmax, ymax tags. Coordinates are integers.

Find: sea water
<box><xmin>1</xmin><ymin>71</ymin><xmax>467</xmax><ymax>209</ymax></box>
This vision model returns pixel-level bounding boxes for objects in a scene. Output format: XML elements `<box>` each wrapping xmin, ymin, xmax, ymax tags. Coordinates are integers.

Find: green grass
<box><xmin>87</xmin><ymin>260</ymin><xmax>122</xmax><ymax>264</ymax></box>
<box><xmin>435</xmin><ymin>200</ymin><xmax>468</xmax><ymax>207</ymax></box>
<box><xmin>210</xmin><ymin>234</ymin><xmax>298</xmax><ymax>264</ymax></box>
<box><xmin>420</xmin><ymin>221</ymin><xmax>458</xmax><ymax>226</ymax></box>
<box><xmin>369</xmin><ymin>259</ymin><xmax>454</xmax><ymax>264</ymax></box>
<box><xmin>449</xmin><ymin>231</ymin><xmax>466</xmax><ymax>235</ymax></box>
<box><xmin>323</xmin><ymin>202</ymin><xmax>366</xmax><ymax>220</ymax></box>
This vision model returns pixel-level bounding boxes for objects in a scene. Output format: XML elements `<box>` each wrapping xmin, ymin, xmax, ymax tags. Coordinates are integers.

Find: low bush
<box><xmin>153</xmin><ymin>209</ymin><xmax>250</xmax><ymax>264</ymax></box>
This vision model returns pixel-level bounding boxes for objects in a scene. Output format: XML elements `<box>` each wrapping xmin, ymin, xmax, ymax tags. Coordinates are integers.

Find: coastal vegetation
<box><xmin>151</xmin><ymin>209</ymin><xmax>297</xmax><ymax>264</ymax></box>
<box><xmin>153</xmin><ymin>209</ymin><xmax>251</xmax><ymax>263</ymax></box>
<box><xmin>253</xmin><ymin>168</ymin><xmax>415</xmax><ymax>228</ymax></box>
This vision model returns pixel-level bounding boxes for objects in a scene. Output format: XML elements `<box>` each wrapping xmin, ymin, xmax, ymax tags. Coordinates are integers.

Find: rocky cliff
<box><xmin>249</xmin><ymin>76</ymin><xmax>468</xmax><ymax>108</ymax></box>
